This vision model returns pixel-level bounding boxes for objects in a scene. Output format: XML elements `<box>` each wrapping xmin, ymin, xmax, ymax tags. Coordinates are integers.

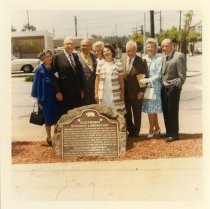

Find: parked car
<box><xmin>194</xmin><ymin>47</ymin><xmax>202</xmax><ymax>55</ymax></box>
<box><xmin>53</xmin><ymin>47</ymin><xmax>78</xmax><ymax>55</ymax></box>
<box><xmin>11</xmin><ymin>55</ymin><xmax>40</xmax><ymax>73</ymax></box>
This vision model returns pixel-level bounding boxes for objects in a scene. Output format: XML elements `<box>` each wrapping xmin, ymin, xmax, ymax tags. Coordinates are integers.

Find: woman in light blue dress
<box><xmin>141</xmin><ymin>38</ymin><xmax>163</xmax><ymax>138</ymax></box>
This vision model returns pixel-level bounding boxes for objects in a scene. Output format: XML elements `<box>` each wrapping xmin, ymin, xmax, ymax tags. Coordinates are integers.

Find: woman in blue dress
<box><xmin>31</xmin><ymin>49</ymin><xmax>59</xmax><ymax>145</ymax></box>
<box><xmin>140</xmin><ymin>38</ymin><xmax>163</xmax><ymax>138</ymax></box>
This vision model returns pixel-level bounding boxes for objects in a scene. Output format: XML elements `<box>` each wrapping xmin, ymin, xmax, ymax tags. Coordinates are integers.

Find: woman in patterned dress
<box><xmin>95</xmin><ymin>44</ymin><xmax>126</xmax><ymax>115</ymax></box>
<box><xmin>140</xmin><ymin>38</ymin><xmax>163</xmax><ymax>138</ymax></box>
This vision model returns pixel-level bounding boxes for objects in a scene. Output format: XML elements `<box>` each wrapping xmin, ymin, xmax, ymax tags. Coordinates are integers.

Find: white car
<box><xmin>11</xmin><ymin>55</ymin><xmax>40</xmax><ymax>73</ymax></box>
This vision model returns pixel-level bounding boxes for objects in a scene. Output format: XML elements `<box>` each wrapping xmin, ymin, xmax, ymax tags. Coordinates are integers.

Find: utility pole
<box><xmin>150</xmin><ymin>10</ymin><xmax>155</xmax><ymax>38</ymax></box>
<box><xmin>131</xmin><ymin>23</ymin><xmax>137</xmax><ymax>33</ymax></box>
<box><xmin>154</xmin><ymin>11</ymin><xmax>162</xmax><ymax>33</ymax></box>
<box><xmin>74</xmin><ymin>16</ymin><xmax>77</xmax><ymax>37</ymax></box>
<box><xmin>160</xmin><ymin>11</ymin><xmax>162</xmax><ymax>32</ymax></box>
<box><xmin>143</xmin><ymin>12</ymin><xmax>146</xmax><ymax>54</ymax></box>
<box><xmin>52</xmin><ymin>26</ymin><xmax>55</xmax><ymax>38</ymax></box>
<box><xmin>140</xmin><ymin>25</ymin><xmax>143</xmax><ymax>34</ymax></box>
<box><xmin>115</xmin><ymin>24</ymin><xmax>118</xmax><ymax>46</ymax></box>
<box><xmin>179</xmin><ymin>11</ymin><xmax>182</xmax><ymax>30</ymax></box>
<box><xmin>86</xmin><ymin>28</ymin><xmax>88</xmax><ymax>38</ymax></box>
<box><xmin>27</xmin><ymin>11</ymin><xmax>30</xmax><ymax>30</ymax></box>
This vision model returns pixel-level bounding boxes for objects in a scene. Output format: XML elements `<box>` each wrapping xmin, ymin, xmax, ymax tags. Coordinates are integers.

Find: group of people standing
<box><xmin>31</xmin><ymin>37</ymin><xmax>186</xmax><ymax>146</ymax></box>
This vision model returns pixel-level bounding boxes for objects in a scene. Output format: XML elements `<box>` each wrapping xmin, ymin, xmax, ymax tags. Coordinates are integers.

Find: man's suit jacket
<box><xmin>121</xmin><ymin>55</ymin><xmax>149</xmax><ymax>99</ymax></box>
<box><xmin>52</xmin><ymin>51</ymin><xmax>84</xmax><ymax>110</ymax></box>
<box><xmin>163</xmin><ymin>50</ymin><xmax>186</xmax><ymax>89</ymax></box>
<box><xmin>78</xmin><ymin>52</ymin><xmax>97</xmax><ymax>104</ymax></box>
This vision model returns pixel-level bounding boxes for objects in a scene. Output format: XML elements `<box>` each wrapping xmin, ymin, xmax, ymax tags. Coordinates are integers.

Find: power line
<box><xmin>74</xmin><ymin>16</ymin><xmax>77</xmax><ymax>37</ymax></box>
<box><xmin>150</xmin><ymin>10</ymin><xmax>155</xmax><ymax>38</ymax></box>
<box><xmin>179</xmin><ymin>11</ymin><xmax>182</xmax><ymax>30</ymax></box>
<box><xmin>27</xmin><ymin>11</ymin><xmax>30</xmax><ymax>30</ymax></box>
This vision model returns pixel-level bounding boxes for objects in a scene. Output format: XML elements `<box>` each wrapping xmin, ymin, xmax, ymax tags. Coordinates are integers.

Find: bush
<box><xmin>25</xmin><ymin>75</ymin><xmax>34</xmax><ymax>82</ymax></box>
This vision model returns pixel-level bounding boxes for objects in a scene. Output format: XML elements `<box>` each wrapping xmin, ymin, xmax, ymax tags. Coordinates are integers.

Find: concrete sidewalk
<box><xmin>11</xmin><ymin>158</ymin><xmax>202</xmax><ymax>201</ymax></box>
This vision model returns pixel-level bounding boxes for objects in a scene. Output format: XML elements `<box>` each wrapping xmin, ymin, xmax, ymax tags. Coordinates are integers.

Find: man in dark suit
<box><xmin>52</xmin><ymin>37</ymin><xmax>84</xmax><ymax>117</ymax></box>
<box><xmin>78</xmin><ymin>39</ymin><xmax>97</xmax><ymax>105</ymax></box>
<box><xmin>161</xmin><ymin>38</ymin><xmax>187</xmax><ymax>142</ymax></box>
<box><xmin>122</xmin><ymin>40</ymin><xmax>149</xmax><ymax>138</ymax></box>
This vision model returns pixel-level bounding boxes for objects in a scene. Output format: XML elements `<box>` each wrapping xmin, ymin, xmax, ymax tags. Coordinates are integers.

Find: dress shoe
<box><xmin>147</xmin><ymin>132</ymin><xmax>154</xmax><ymax>138</ymax></box>
<box><xmin>165</xmin><ymin>136</ymin><xmax>179</xmax><ymax>142</ymax></box>
<box><xmin>128</xmin><ymin>132</ymin><xmax>139</xmax><ymax>138</ymax></box>
<box><xmin>160</xmin><ymin>133</ymin><xmax>169</xmax><ymax>138</ymax></box>
<box><xmin>154</xmin><ymin>129</ymin><xmax>161</xmax><ymax>136</ymax></box>
<box><xmin>132</xmin><ymin>134</ymin><xmax>140</xmax><ymax>138</ymax></box>
<box><xmin>46</xmin><ymin>138</ymin><xmax>52</xmax><ymax>146</ymax></box>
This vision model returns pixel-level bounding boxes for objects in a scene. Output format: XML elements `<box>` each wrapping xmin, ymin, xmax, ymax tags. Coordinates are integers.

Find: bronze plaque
<box><xmin>62</xmin><ymin>109</ymin><xmax>119</xmax><ymax>158</ymax></box>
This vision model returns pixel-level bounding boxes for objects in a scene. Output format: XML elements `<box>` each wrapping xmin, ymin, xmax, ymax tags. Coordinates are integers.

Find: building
<box><xmin>11</xmin><ymin>30</ymin><xmax>54</xmax><ymax>58</ymax></box>
<box><xmin>191</xmin><ymin>21</ymin><xmax>202</xmax><ymax>34</ymax></box>
<box><xmin>54</xmin><ymin>37</ymin><xmax>95</xmax><ymax>51</ymax></box>
<box><xmin>190</xmin><ymin>21</ymin><xmax>202</xmax><ymax>54</ymax></box>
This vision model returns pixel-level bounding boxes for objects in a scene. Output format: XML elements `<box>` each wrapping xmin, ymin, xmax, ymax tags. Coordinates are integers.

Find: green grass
<box><xmin>25</xmin><ymin>75</ymin><xmax>34</xmax><ymax>82</ymax></box>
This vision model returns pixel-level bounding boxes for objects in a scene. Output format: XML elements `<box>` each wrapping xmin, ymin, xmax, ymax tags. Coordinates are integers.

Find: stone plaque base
<box><xmin>53</xmin><ymin>104</ymin><xmax>127</xmax><ymax>159</ymax></box>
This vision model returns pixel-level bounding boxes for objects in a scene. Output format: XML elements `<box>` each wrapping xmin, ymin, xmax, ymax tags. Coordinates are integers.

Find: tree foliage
<box><xmin>11</xmin><ymin>25</ymin><xmax>17</xmax><ymax>32</ymax></box>
<box><xmin>157</xmin><ymin>27</ymin><xmax>180</xmax><ymax>45</ymax></box>
<box><xmin>91</xmin><ymin>34</ymin><xmax>103</xmax><ymax>40</ymax></box>
<box><xmin>21</xmin><ymin>24</ymin><xmax>36</xmax><ymax>31</ymax></box>
<box><xmin>187</xmin><ymin>30</ymin><xmax>202</xmax><ymax>43</ymax></box>
<box><xmin>128</xmin><ymin>32</ymin><xmax>144</xmax><ymax>52</ymax></box>
<box><xmin>103</xmin><ymin>36</ymin><xmax>128</xmax><ymax>50</ymax></box>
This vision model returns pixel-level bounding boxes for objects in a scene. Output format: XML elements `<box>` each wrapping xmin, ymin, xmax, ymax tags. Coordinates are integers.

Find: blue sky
<box><xmin>11</xmin><ymin>10</ymin><xmax>202</xmax><ymax>39</ymax></box>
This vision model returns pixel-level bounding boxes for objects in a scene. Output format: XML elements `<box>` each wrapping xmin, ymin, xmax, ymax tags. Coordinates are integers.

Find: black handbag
<box><xmin>29</xmin><ymin>103</ymin><xmax>44</xmax><ymax>125</ymax></box>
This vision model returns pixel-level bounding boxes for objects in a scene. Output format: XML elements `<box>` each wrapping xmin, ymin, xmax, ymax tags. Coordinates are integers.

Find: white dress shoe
<box><xmin>147</xmin><ymin>133</ymin><xmax>154</xmax><ymax>138</ymax></box>
<box><xmin>154</xmin><ymin>129</ymin><xmax>161</xmax><ymax>136</ymax></box>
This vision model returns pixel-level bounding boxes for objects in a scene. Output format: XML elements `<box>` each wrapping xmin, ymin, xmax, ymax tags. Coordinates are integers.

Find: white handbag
<box><xmin>144</xmin><ymin>82</ymin><xmax>156</xmax><ymax>100</ymax></box>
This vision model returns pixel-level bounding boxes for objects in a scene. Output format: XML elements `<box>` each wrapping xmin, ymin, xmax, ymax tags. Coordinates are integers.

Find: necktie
<box><xmin>127</xmin><ymin>58</ymin><xmax>132</xmax><ymax>75</ymax></box>
<box><xmin>69</xmin><ymin>54</ymin><xmax>75</xmax><ymax>68</ymax></box>
<box><xmin>166</xmin><ymin>55</ymin><xmax>169</xmax><ymax>61</ymax></box>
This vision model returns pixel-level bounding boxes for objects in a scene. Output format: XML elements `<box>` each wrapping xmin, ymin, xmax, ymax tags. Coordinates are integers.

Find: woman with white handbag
<box><xmin>140</xmin><ymin>38</ymin><xmax>163</xmax><ymax>138</ymax></box>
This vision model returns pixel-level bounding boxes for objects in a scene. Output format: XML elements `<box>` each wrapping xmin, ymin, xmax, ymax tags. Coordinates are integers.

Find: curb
<box><xmin>186</xmin><ymin>71</ymin><xmax>201</xmax><ymax>77</ymax></box>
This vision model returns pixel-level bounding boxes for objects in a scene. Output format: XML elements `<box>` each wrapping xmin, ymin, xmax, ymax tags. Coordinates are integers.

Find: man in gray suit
<box><xmin>161</xmin><ymin>38</ymin><xmax>186</xmax><ymax>142</ymax></box>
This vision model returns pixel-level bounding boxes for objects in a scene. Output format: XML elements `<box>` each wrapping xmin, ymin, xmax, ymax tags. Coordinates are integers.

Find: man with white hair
<box><xmin>161</xmin><ymin>38</ymin><xmax>186</xmax><ymax>142</ymax></box>
<box><xmin>78</xmin><ymin>39</ymin><xmax>97</xmax><ymax>105</ymax></box>
<box><xmin>52</xmin><ymin>37</ymin><xmax>84</xmax><ymax>117</ymax></box>
<box><xmin>121</xmin><ymin>40</ymin><xmax>149</xmax><ymax>139</ymax></box>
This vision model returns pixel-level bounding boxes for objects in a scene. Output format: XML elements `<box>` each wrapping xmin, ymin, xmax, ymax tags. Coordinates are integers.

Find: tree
<box><xmin>91</xmin><ymin>34</ymin><xmax>103</xmax><ymax>40</ymax></box>
<box><xmin>21</xmin><ymin>23</ymin><xmax>36</xmax><ymax>31</ymax></box>
<box><xmin>187</xmin><ymin>31</ymin><xmax>202</xmax><ymax>43</ymax></box>
<box><xmin>187</xmin><ymin>30</ymin><xmax>202</xmax><ymax>55</ymax></box>
<box><xmin>180</xmin><ymin>10</ymin><xmax>194</xmax><ymax>55</ymax></box>
<box><xmin>103</xmin><ymin>35</ymin><xmax>128</xmax><ymax>50</ymax></box>
<box><xmin>129</xmin><ymin>32</ymin><xmax>144</xmax><ymax>52</ymax></box>
<box><xmin>11</xmin><ymin>25</ymin><xmax>17</xmax><ymax>32</ymax></box>
<box><xmin>157</xmin><ymin>27</ymin><xmax>180</xmax><ymax>45</ymax></box>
